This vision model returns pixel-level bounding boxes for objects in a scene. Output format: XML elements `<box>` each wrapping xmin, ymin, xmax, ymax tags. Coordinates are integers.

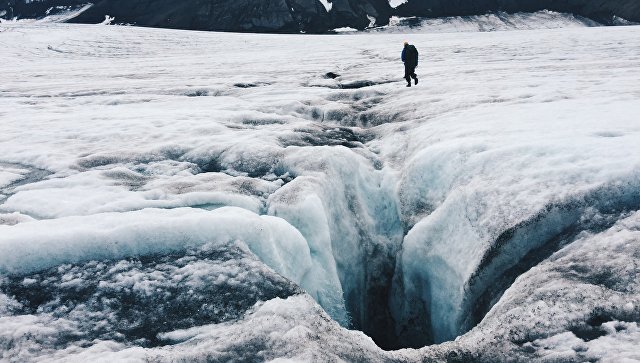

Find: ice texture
<box><xmin>0</xmin><ymin>241</ymin><xmax>301</xmax><ymax>361</ymax></box>
<box><xmin>1</xmin><ymin>20</ymin><xmax>640</xmax><ymax>361</ymax></box>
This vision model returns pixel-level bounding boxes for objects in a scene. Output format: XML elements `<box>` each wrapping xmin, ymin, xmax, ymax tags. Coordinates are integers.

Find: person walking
<box><xmin>401</xmin><ymin>42</ymin><xmax>419</xmax><ymax>87</ymax></box>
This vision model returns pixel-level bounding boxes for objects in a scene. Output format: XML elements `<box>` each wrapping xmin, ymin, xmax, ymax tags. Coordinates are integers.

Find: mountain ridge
<box><xmin>1</xmin><ymin>0</ymin><xmax>639</xmax><ymax>33</ymax></box>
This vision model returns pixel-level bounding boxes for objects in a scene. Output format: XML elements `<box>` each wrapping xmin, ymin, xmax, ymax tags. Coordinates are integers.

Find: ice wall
<box><xmin>0</xmin><ymin>208</ymin><xmax>313</xmax><ymax>280</ymax></box>
<box><xmin>267</xmin><ymin>145</ymin><xmax>404</xmax><ymax>333</ymax></box>
<box><xmin>386</xmin><ymin>99</ymin><xmax>640</xmax><ymax>344</ymax></box>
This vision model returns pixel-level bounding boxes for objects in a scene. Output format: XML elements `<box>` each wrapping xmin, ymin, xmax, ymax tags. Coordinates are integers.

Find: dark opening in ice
<box><xmin>347</xmin><ymin>183</ymin><xmax>640</xmax><ymax>350</ymax></box>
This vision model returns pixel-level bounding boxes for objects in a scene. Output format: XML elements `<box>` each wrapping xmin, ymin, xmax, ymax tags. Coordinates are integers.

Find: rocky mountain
<box><xmin>0</xmin><ymin>0</ymin><xmax>392</xmax><ymax>32</ymax></box>
<box><xmin>1</xmin><ymin>0</ymin><xmax>639</xmax><ymax>33</ymax></box>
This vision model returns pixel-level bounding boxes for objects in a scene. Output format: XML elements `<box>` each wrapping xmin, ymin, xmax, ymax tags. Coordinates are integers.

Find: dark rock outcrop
<box><xmin>0</xmin><ymin>0</ymin><xmax>391</xmax><ymax>32</ymax></box>
<box><xmin>1</xmin><ymin>0</ymin><xmax>639</xmax><ymax>32</ymax></box>
<box><xmin>72</xmin><ymin>0</ymin><xmax>323</xmax><ymax>32</ymax></box>
<box><xmin>329</xmin><ymin>0</ymin><xmax>392</xmax><ymax>29</ymax></box>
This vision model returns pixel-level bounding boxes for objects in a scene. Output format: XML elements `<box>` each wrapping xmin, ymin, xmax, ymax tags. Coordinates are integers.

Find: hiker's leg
<box><xmin>411</xmin><ymin>69</ymin><xmax>418</xmax><ymax>85</ymax></box>
<box><xmin>404</xmin><ymin>65</ymin><xmax>412</xmax><ymax>84</ymax></box>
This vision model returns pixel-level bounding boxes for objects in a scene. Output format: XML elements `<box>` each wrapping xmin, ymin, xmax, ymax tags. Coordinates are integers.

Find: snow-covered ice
<box><xmin>1</xmin><ymin>19</ymin><xmax>640</xmax><ymax>362</ymax></box>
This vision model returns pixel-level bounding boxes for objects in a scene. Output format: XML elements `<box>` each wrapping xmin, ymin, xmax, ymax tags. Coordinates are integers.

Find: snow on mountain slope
<box><xmin>0</xmin><ymin>22</ymin><xmax>639</xmax><ymax>361</ymax></box>
<box><xmin>370</xmin><ymin>11</ymin><xmax>600</xmax><ymax>33</ymax></box>
<box><xmin>0</xmin><ymin>4</ymin><xmax>93</xmax><ymax>24</ymax></box>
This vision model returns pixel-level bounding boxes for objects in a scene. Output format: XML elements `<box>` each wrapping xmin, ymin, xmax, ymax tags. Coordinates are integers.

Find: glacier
<box><xmin>1</xmin><ymin>19</ymin><xmax>640</xmax><ymax>362</ymax></box>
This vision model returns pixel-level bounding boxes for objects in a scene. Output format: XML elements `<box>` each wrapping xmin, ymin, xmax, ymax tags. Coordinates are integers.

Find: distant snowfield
<box><xmin>1</xmin><ymin>22</ymin><xmax>640</xmax><ymax>362</ymax></box>
<box><xmin>369</xmin><ymin>11</ymin><xmax>601</xmax><ymax>33</ymax></box>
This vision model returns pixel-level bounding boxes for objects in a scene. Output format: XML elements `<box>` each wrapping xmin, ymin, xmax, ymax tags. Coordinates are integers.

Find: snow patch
<box><xmin>367</xmin><ymin>15</ymin><xmax>376</xmax><ymax>28</ymax></box>
<box><xmin>389</xmin><ymin>0</ymin><xmax>408</xmax><ymax>8</ymax></box>
<box><xmin>101</xmin><ymin>15</ymin><xmax>115</xmax><ymax>25</ymax></box>
<box><xmin>372</xmin><ymin>11</ymin><xmax>600</xmax><ymax>33</ymax></box>
<box><xmin>333</xmin><ymin>27</ymin><xmax>358</xmax><ymax>33</ymax></box>
<box><xmin>318</xmin><ymin>0</ymin><xmax>332</xmax><ymax>12</ymax></box>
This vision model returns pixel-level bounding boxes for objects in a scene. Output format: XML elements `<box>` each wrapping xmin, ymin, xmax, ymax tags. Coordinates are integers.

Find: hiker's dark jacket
<box><xmin>402</xmin><ymin>45</ymin><xmax>419</xmax><ymax>67</ymax></box>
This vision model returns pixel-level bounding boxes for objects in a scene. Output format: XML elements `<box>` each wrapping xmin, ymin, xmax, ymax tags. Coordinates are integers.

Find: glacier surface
<box><xmin>1</xmin><ymin>21</ymin><xmax>640</xmax><ymax>362</ymax></box>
